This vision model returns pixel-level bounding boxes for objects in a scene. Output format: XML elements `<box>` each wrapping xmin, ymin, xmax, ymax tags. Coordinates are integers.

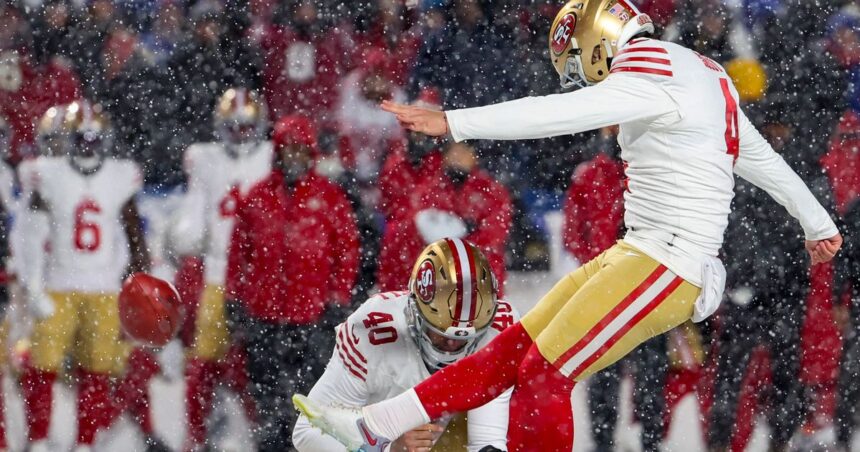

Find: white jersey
<box><xmin>19</xmin><ymin>157</ymin><xmax>142</xmax><ymax>292</ymax></box>
<box><xmin>172</xmin><ymin>142</ymin><xmax>272</xmax><ymax>285</ymax></box>
<box><xmin>293</xmin><ymin>291</ymin><xmax>519</xmax><ymax>451</ymax></box>
<box><xmin>446</xmin><ymin>38</ymin><xmax>837</xmax><ymax>292</ymax></box>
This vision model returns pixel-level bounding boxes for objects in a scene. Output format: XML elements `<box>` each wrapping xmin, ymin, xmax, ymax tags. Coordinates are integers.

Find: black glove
<box><xmin>322</xmin><ymin>302</ymin><xmax>353</xmax><ymax>329</ymax></box>
<box><xmin>225</xmin><ymin>299</ymin><xmax>251</xmax><ymax>342</ymax></box>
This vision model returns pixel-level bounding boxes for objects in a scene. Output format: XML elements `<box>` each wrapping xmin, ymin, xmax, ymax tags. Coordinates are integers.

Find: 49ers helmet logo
<box><xmin>415</xmin><ymin>259</ymin><xmax>436</xmax><ymax>303</ymax></box>
<box><xmin>551</xmin><ymin>13</ymin><xmax>577</xmax><ymax>55</ymax></box>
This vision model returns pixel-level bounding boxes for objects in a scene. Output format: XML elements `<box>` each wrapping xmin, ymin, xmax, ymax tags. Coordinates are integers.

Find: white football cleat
<box><xmin>293</xmin><ymin>394</ymin><xmax>391</xmax><ymax>452</ymax></box>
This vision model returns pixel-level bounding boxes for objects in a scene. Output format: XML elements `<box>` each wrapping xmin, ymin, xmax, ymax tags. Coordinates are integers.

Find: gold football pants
<box><xmin>31</xmin><ymin>292</ymin><xmax>122</xmax><ymax>374</ymax></box>
<box><xmin>190</xmin><ymin>284</ymin><xmax>230</xmax><ymax>361</ymax></box>
<box><xmin>522</xmin><ymin>241</ymin><xmax>700</xmax><ymax>381</ymax></box>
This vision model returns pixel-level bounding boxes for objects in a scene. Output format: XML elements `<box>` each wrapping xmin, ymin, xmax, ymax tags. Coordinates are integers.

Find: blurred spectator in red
<box><xmin>377</xmin><ymin>89</ymin><xmax>444</xmax><ymax>290</ymax></box>
<box><xmin>822</xmin><ymin>110</ymin><xmax>860</xmax><ymax>214</ymax></box>
<box><xmin>335</xmin><ymin>47</ymin><xmax>405</xmax><ymax>182</ymax></box>
<box><xmin>260</xmin><ymin>0</ymin><xmax>354</xmax><ymax>122</ymax></box>
<box><xmin>225</xmin><ymin>114</ymin><xmax>359</xmax><ymax>451</ymax></box>
<box><xmin>835</xmin><ymin>199</ymin><xmax>860</xmax><ymax>451</ymax></box>
<box><xmin>0</xmin><ymin>4</ymin><xmax>80</xmax><ymax>159</ymax></box>
<box><xmin>561</xmin><ymin>126</ymin><xmax>625</xmax><ymax>266</ymax></box>
<box><xmin>378</xmin><ymin>140</ymin><xmax>511</xmax><ymax>294</ymax></box>
<box><xmin>353</xmin><ymin>0</ymin><xmax>422</xmax><ymax>87</ymax></box>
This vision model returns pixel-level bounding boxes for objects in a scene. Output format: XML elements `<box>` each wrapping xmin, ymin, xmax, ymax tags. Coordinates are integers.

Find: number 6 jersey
<box><xmin>293</xmin><ymin>291</ymin><xmax>519</xmax><ymax>452</ymax></box>
<box><xmin>19</xmin><ymin>157</ymin><xmax>142</xmax><ymax>293</ymax></box>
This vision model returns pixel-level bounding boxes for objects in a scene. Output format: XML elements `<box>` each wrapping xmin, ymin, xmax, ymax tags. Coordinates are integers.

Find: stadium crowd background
<box><xmin>3</xmin><ymin>0</ymin><xmax>860</xmax><ymax>450</ymax></box>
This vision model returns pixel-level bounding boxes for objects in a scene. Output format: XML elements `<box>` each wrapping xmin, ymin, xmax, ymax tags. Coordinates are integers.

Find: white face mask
<box><xmin>406</xmin><ymin>301</ymin><xmax>487</xmax><ymax>372</ymax></box>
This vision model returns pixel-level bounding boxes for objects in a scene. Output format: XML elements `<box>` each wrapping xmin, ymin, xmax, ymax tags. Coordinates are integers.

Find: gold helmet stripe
<box><xmin>446</xmin><ymin>238</ymin><xmax>477</xmax><ymax>328</ymax></box>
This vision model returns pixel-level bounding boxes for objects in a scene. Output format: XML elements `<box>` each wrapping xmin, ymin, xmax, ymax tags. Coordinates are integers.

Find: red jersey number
<box><xmin>74</xmin><ymin>199</ymin><xmax>102</xmax><ymax>252</ymax></box>
<box><xmin>492</xmin><ymin>301</ymin><xmax>515</xmax><ymax>332</ymax></box>
<box><xmin>719</xmin><ymin>78</ymin><xmax>740</xmax><ymax>163</ymax></box>
<box><xmin>364</xmin><ymin>311</ymin><xmax>398</xmax><ymax>345</ymax></box>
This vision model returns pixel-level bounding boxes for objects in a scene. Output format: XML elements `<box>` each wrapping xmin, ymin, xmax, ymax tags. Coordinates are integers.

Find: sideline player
<box><xmin>294</xmin><ymin>1</ymin><xmax>843</xmax><ymax>451</ymax></box>
<box><xmin>293</xmin><ymin>238</ymin><xmax>517</xmax><ymax>452</ymax></box>
<box><xmin>169</xmin><ymin>87</ymin><xmax>271</xmax><ymax>451</ymax></box>
<box><xmin>19</xmin><ymin>100</ymin><xmax>150</xmax><ymax>451</ymax></box>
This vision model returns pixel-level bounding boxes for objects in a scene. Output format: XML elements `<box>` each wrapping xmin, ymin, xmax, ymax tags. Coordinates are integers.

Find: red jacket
<box><xmin>562</xmin><ymin>153</ymin><xmax>625</xmax><ymax>263</ymax></box>
<box><xmin>378</xmin><ymin>142</ymin><xmax>443</xmax><ymax>223</ymax></box>
<box><xmin>260</xmin><ymin>25</ymin><xmax>353</xmax><ymax>121</ymax></box>
<box><xmin>377</xmin><ymin>168</ymin><xmax>512</xmax><ymax>294</ymax></box>
<box><xmin>225</xmin><ymin>170</ymin><xmax>359</xmax><ymax>324</ymax></box>
<box><xmin>354</xmin><ymin>24</ymin><xmax>422</xmax><ymax>87</ymax></box>
<box><xmin>0</xmin><ymin>53</ymin><xmax>80</xmax><ymax>158</ymax></box>
<box><xmin>800</xmin><ymin>262</ymin><xmax>841</xmax><ymax>385</ymax></box>
<box><xmin>821</xmin><ymin>110</ymin><xmax>860</xmax><ymax>214</ymax></box>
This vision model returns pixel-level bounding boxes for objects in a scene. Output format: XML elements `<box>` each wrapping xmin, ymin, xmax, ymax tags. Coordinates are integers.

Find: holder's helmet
<box><xmin>406</xmin><ymin>238</ymin><xmax>499</xmax><ymax>371</ymax></box>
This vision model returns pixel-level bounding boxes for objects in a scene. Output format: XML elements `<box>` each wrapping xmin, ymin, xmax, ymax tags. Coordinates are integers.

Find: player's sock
<box><xmin>186</xmin><ymin>358</ymin><xmax>219</xmax><ymax>445</ymax></box>
<box><xmin>365</xmin><ymin>322</ymin><xmax>533</xmax><ymax>439</ymax></box>
<box><xmin>507</xmin><ymin>345</ymin><xmax>575</xmax><ymax>452</ymax></box>
<box><xmin>123</xmin><ymin>348</ymin><xmax>159</xmax><ymax>435</ymax></box>
<box><xmin>223</xmin><ymin>345</ymin><xmax>257</xmax><ymax>423</ymax></box>
<box><xmin>363</xmin><ymin>389</ymin><xmax>430</xmax><ymax>441</ymax></box>
<box><xmin>77</xmin><ymin>370</ymin><xmax>111</xmax><ymax>445</ymax></box>
<box><xmin>20</xmin><ymin>367</ymin><xmax>55</xmax><ymax>441</ymax></box>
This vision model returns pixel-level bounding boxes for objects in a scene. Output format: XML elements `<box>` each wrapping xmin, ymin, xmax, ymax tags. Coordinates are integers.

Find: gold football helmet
<box><xmin>35</xmin><ymin>104</ymin><xmax>70</xmax><ymax>156</ymax></box>
<box><xmin>407</xmin><ymin>238</ymin><xmax>499</xmax><ymax>371</ymax></box>
<box><xmin>549</xmin><ymin>0</ymin><xmax>655</xmax><ymax>88</ymax></box>
<box><xmin>63</xmin><ymin>99</ymin><xmax>112</xmax><ymax>172</ymax></box>
<box><xmin>214</xmin><ymin>87</ymin><xmax>268</xmax><ymax>151</ymax></box>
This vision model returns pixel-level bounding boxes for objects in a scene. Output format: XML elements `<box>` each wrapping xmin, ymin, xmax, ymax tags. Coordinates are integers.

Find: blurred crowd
<box><xmin>2</xmin><ymin>0</ymin><xmax>860</xmax><ymax>450</ymax></box>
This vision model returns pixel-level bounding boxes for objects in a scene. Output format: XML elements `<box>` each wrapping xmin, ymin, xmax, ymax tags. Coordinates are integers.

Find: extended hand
<box><xmin>805</xmin><ymin>233</ymin><xmax>843</xmax><ymax>265</ymax></box>
<box><xmin>389</xmin><ymin>423</ymin><xmax>444</xmax><ymax>452</ymax></box>
<box><xmin>381</xmin><ymin>101</ymin><xmax>449</xmax><ymax>137</ymax></box>
<box><xmin>25</xmin><ymin>286</ymin><xmax>55</xmax><ymax>320</ymax></box>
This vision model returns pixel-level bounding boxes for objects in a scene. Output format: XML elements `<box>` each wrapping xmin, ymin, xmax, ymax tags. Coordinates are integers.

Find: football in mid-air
<box><xmin>118</xmin><ymin>272</ymin><xmax>184</xmax><ymax>347</ymax></box>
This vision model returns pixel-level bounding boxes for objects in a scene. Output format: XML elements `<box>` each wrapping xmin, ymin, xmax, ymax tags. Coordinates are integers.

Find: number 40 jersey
<box><xmin>293</xmin><ymin>290</ymin><xmax>519</xmax><ymax>452</ymax></box>
<box><xmin>19</xmin><ymin>157</ymin><xmax>142</xmax><ymax>293</ymax></box>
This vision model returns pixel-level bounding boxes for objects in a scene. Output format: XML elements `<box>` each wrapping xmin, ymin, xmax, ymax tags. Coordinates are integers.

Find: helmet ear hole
<box><xmin>591</xmin><ymin>44</ymin><xmax>602</xmax><ymax>64</ymax></box>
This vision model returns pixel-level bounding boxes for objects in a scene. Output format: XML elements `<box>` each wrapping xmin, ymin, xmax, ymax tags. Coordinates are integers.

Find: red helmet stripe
<box><xmin>615</xmin><ymin>0</ymin><xmax>641</xmax><ymax>14</ymax></box>
<box><xmin>463</xmin><ymin>241</ymin><xmax>478</xmax><ymax>326</ymax></box>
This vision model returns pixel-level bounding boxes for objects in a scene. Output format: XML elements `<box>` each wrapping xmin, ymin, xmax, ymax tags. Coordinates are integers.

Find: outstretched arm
<box><xmin>734</xmin><ymin>109</ymin><xmax>842</xmax><ymax>264</ymax></box>
<box><xmin>381</xmin><ymin>74</ymin><xmax>678</xmax><ymax>142</ymax></box>
<box><xmin>122</xmin><ymin>200</ymin><xmax>151</xmax><ymax>274</ymax></box>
